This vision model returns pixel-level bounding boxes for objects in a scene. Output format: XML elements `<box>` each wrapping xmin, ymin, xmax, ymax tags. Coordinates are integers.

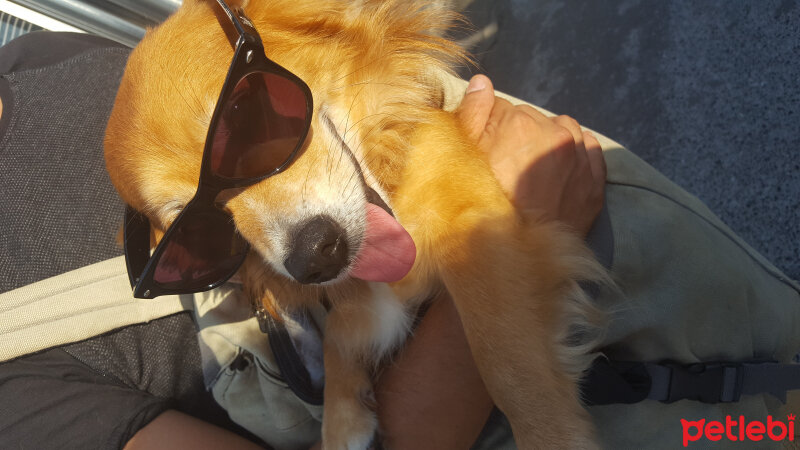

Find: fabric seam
<box><xmin>0</xmin><ymin>77</ymin><xmax>13</xmax><ymax>149</ymax></box>
<box><xmin>5</xmin><ymin>47</ymin><xmax>129</xmax><ymax>78</ymax></box>
<box><xmin>607</xmin><ymin>180</ymin><xmax>800</xmax><ymax>294</ymax></box>
<box><xmin>0</xmin><ymin>47</ymin><xmax>129</xmax><ymax>155</ymax></box>
<box><xmin>0</xmin><ymin>268</ymin><xmax>127</xmax><ymax>315</ymax></box>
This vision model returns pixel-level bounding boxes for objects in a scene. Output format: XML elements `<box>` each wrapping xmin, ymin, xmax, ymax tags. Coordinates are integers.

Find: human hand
<box><xmin>455</xmin><ymin>75</ymin><xmax>607</xmax><ymax>236</ymax></box>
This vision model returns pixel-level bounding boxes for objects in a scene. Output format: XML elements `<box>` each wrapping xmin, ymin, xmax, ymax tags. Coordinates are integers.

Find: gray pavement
<box><xmin>457</xmin><ymin>0</ymin><xmax>800</xmax><ymax>280</ymax></box>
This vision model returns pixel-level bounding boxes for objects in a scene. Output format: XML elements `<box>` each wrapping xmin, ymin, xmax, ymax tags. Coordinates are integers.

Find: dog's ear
<box><xmin>424</xmin><ymin>71</ymin><xmax>447</xmax><ymax>110</ymax></box>
<box><xmin>180</xmin><ymin>0</ymin><xmax>250</xmax><ymax>11</ymax></box>
<box><xmin>345</xmin><ymin>0</ymin><xmax>454</xmax><ymax>10</ymax></box>
<box><xmin>338</xmin><ymin>0</ymin><xmax>466</xmax><ymax>111</ymax></box>
<box><xmin>224</xmin><ymin>0</ymin><xmax>250</xmax><ymax>8</ymax></box>
<box><xmin>343</xmin><ymin>0</ymin><xmax>454</xmax><ymax>25</ymax></box>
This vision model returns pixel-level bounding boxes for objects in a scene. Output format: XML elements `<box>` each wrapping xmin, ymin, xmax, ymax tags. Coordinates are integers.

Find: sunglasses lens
<box><xmin>152</xmin><ymin>210</ymin><xmax>248</xmax><ymax>290</ymax></box>
<box><xmin>211</xmin><ymin>72</ymin><xmax>308</xmax><ymax>179</ymax></box>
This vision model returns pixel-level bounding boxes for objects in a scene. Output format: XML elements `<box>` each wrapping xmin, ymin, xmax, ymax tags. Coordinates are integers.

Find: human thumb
<box><xmin>455</xmin><ymin>74</ymin><xmax>495</xmax><ymax>142</ymax></box>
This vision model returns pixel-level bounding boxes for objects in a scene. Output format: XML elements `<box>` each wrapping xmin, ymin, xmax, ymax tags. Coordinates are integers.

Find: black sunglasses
<box><xmin>124</xmin><ymin>0</ymin><xmax>313</xmax><ymax>299</ymax></box>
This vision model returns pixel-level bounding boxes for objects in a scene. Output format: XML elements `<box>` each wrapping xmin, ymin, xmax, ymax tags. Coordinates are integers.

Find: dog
<box><xmin>104</xmin><ymin>0</ymin><xmax>606</xmax><ymax>447</ymax></box>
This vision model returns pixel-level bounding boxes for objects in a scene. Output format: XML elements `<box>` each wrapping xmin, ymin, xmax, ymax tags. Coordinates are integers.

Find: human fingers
<box><xmin>455</xmin><ymin>75</ymin><xmax>496</xmax><ymax>142</ymax></box>
<box><xmin>583</xmin><ymin>130</ymin><xmax>607</xmax><ymax>190</ymax></box>
<box><xmin>476</xmin><ymin>98</ymin><xmax>549</xmax><ymax>206</ymax></box>
<box><xmin>552</xmin><ymin>115</ymin><xmax>587</xmax><ymax>166</ymax></box>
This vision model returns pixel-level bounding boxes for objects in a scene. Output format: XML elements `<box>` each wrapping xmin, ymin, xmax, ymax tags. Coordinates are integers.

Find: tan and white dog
<box><xmin>105</xmin><ymin>0</ymin><xmax>606</xmax><ymax>447</ymax></box>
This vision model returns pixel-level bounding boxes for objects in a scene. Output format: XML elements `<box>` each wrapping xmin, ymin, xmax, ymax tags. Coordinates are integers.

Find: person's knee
<box><xmin>124</xmin><ymin>410</ymin><xmax>263</xmax><ymax>450</ymax></box>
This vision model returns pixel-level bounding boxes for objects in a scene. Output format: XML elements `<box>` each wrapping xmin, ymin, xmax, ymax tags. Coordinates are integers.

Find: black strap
<box><xmin>582</xmin><ymin>358</ymin><xmax>800</xmax><ymax>405</ymax></box>
<box><xmin>256</xmin><ymin>309</ymin><xmax>324</xmax><ymax>406</ymax></box>
<box><xmin>255</xmin><ymin>306</ymin><xmax>800</xmax><ymax>408</ymax></box>
<box><xmin>580</xmin><ymin>359</ymin><xmax>652</xmax><ymax>405</ymax></box>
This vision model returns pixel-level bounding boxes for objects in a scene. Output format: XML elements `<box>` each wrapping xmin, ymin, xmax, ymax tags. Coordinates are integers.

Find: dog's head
<box><xmin>105</xmin><ymin>0</ymin><xmax>463</xmax><ymax>302</ymax></box>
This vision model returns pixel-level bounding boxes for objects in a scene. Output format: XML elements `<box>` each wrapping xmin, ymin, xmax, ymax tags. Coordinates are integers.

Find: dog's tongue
<box><xmin>350</xmin><ymin>203</ymin><xmax>416</xmax><ymax>282</ymax></box>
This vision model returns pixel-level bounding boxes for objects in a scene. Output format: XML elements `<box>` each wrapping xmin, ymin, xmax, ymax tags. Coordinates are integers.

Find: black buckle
<box><xmin>665</xmin><ymin>363</ymin><xmax>743</xmax><ymax>403</ymax></box>
<box><xmin>254</xmin><ymin>306</ymin><xmax>270</xmax><ymax>333</ymax></box>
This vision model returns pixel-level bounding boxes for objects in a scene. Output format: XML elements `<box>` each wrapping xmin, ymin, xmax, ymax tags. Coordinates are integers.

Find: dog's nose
<box><xmin>284</xmin><ymin>215</ymin><xmax>349</xmax><ymax>284</ymax></box>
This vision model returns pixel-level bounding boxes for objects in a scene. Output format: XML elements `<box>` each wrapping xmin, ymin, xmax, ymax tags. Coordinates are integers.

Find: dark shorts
<box><xmin>0</xmin><ymin>313</ymin><xmax>237</xmax><ymax>450</ymax></box>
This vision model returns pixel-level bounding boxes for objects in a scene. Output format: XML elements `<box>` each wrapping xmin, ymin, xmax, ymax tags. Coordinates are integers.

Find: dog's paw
<box><xmin>321</xmin><ymin>395</ymin><xmax>378</xmax><ymax>450</ymax></box>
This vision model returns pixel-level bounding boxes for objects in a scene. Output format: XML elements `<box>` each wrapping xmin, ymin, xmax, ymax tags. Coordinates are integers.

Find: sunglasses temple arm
<box><xmin>123</xmin><ymin>206</ymin><xmax>153</xmax><ymax>290</ymax></box>
<box><xmin>214</xmin><ymin>0</ymin><xmax>264</xmax><ymax>46</ymax></box>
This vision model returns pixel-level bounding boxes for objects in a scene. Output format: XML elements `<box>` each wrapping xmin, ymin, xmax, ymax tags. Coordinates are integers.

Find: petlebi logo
<box><xmin>681</xmin><ymin>414</ymin><xmax>796</xmax><ymax>447</ymax></box>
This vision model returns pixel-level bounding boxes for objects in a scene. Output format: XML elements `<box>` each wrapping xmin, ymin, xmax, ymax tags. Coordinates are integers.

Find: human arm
<box><xmin>124</xmin><ymin>410</ymin><xmax>265</xmax><ymax>450</ymax></box>
<box><xmin>375</xmin><ymin>74</ymin><xmax>606</xmax><ymax>448</ymax></box>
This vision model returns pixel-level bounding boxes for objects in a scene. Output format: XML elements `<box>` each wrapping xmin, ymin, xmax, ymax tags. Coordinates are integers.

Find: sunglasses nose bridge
<box><xmin>181</xmin><ymin>184</ymin><xmax>224</xmax><ymax>219</ymax></box>
<box><xmin>195</xmin><ymin>181</ymin><xmax>226</xmax><ymax>203</ymax></box>
<box><xmin>193</xmin><ymin>179</ymin><xmax>252</xmax><ymax>217</ymax></box>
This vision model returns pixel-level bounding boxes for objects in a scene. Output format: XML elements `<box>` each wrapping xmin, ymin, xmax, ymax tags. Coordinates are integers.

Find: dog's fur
<box><xmin>105</xmin><ymin>0</ymin><xmax>606</xmax><ymax>447</ymax></box>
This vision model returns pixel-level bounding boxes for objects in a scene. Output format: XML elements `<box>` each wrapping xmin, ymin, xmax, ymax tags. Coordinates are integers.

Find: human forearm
<box><xmin>376</xmin><ymin>293</ymin><xmax>493</xmax><ymax>448</ymax></box>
